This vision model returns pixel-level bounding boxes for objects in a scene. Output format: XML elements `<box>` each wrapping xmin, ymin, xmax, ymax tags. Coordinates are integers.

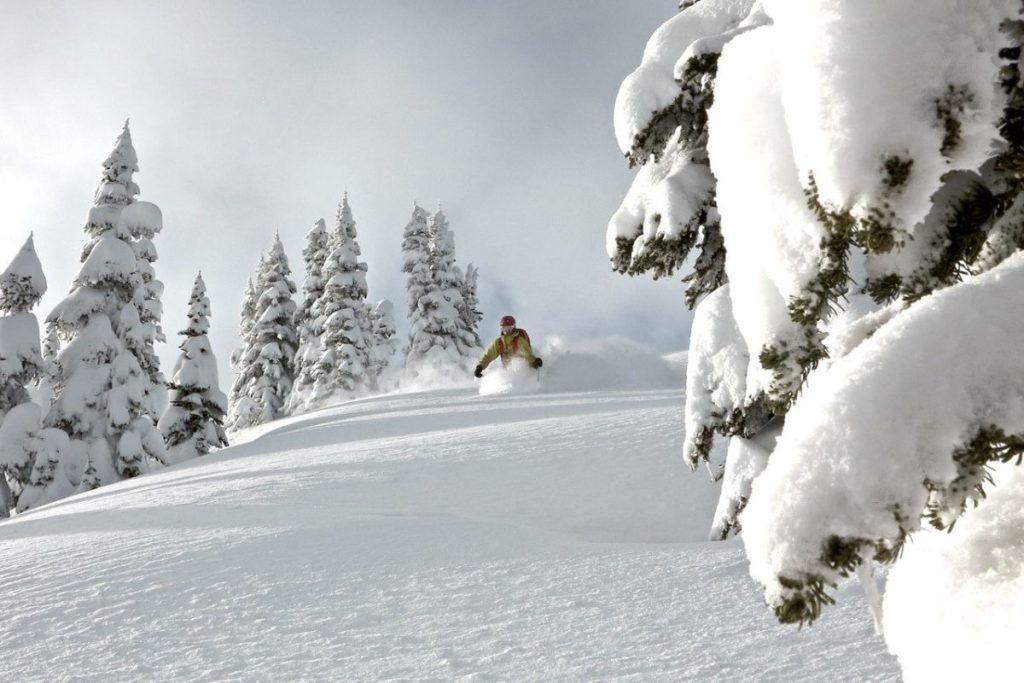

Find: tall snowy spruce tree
<box><xmin>614</xmin><ymin>1</ymin><xmax>1024</xmax><ymax>677</ymax></box>
<box><xmin>45</xmin><ymin>121</ymin><xmax>167</xmax><ymax>487</ymax></box>
<box><xmin>227</xmin><ymin>235</ymin><xmax>298</xmax><ymax>429</ymax></box>
<box><xmin>0</xmin><ymin>236</ymin><xmax>46</xmax><ymax>423</ymax></box>
<box><xmin>0</xmin><ymin>236</ymin><xmax>49</xmax><ymax>515</ymax></box>
<box><xmin>304</xmin><ymin>195</ymin><xmax>375</xmax><ymax>409</ymax></box>
<box><xmin>287</xmin><ymin>218</ymin><xmax>330</xmax><ymax>413</ymax></box>
<box><xmin>403</xmin><ymin>206</ymin><xmax>480</xmax><ymax>379</ymax></box>
<box><xmin>158</xmin><ymin>273</ymin><xmax>228</xmax><ymax>463</ymax></box>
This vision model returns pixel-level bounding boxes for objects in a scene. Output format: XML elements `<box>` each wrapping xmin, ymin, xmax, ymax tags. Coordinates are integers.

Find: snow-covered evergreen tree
<box><xmin>367</xmin><ymin>298</ymin><xmax>399</xmax><ymax>388</ymax></box>
<box><xmin>287</xmin><ymin>219</ymin><xmax>330</xmax><ymax>414</ymax></box>
<box><xmin>305</xmin><ymin>196</ymin><xmax>374</xmax><ymax>408</ymax></box>
<box><xmin>403</xmin><ymin>207</ymin><xmax>479</xmax><ymax>379</ymax></box>
<box><xmin>613</xmin><ymin>1</ymin><xmax>1024</xmax><ymax>675</ymax></box>
<box><xmin>401</xmin><ymin>203</ymin><xmax>433</xmax><ymax>323</ymax></box>
<box><xmin>227</xmin><ymin>235</ymin><xmax>298</xmax><ymax>429</ymax></box>
<box><xmin>45</xmin><ymin>121</ymin><xmax>167</xmax><ymax>487</ymax></box>
<box><xmin>0</xmin><ymin>235</ymin><xmax>48</xmax><ymax>515</ymax></box>
<box><xmin>238</xmin><ymin>264</ymin><xmax>262</xmax><ymax>343</ymax></box>
<box><xmin>457</xmin><ymin>263</ymin><xmax>483</xmax><ymax>352</ymax></box>
<box><xmin>159</xmin><ymin>273</ymin><xmax>228</xmax><ymax>463</ymax></box>
<box><xmin>0</xmin><ymin>236</ymin><xmax>46</xmax><ymax>420</ymax></box>
<box><xmin>228</xmin><ymin>260</ymin><xmax>263</xmax><ymax>427</ymax></box>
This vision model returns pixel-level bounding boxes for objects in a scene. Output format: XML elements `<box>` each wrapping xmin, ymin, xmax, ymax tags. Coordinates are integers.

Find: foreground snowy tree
<box><xmin>159</xmin><ymin>273</ymin><xmax>228</xmax><ymax>463</ymax></box>
<box><xmin>227</xmin><ymin>235</ymin><xmax>298</xmax><ymax>429</ymax></box>
<box><xmin>45</xmin><ymin>121</ymin><xmax>167</xmax><ymax>487</ymax></box>
<box><xmin>613</xmin><ymin>1</ymin><xmax>1024</xmax><ymax>676</ymax></box>
<box><xmin>304</xmin><ymin>196</ymin><xmax>374</xmax><ymax>408</ymax></box>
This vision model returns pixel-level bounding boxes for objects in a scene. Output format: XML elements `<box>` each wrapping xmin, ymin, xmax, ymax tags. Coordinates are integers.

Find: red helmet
<box><xmin>500</xmin><ymin>315</ymin><xmax>516</xmax><ymax>327</ymax></box>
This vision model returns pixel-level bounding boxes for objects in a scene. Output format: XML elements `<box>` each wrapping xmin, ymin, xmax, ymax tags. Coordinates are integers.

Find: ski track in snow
<box><xmin>0</xmin><ymin>389</ymin><xmax>899</xmax><ymax>682</ymax></box>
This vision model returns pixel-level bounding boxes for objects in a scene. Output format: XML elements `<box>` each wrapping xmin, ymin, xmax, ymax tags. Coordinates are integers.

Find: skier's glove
<box><xmin>474</xmin><ymin>364</ymin><xmax>484</xmax><ymax>378</ymax></box>
<box><xmin>532</xmin><ymin>358</ymin><xmax>543</xmax><ymax>369</ymax></box>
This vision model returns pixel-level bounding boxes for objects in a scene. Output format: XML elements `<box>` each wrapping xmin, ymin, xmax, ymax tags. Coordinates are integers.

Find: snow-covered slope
<box><xmin>0</xmin><ymin>387</ymin><xmax>898</xmax><ymax>681</ymax></box>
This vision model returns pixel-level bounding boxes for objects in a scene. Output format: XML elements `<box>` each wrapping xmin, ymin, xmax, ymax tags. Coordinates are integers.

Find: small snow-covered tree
<box><xmin>45</xmin><ymin>121</ymin><xmax>167</xmax><ymax>487</ymax></box>
<box><xmin>159</xmin><ymin>273</ymin><xmax>228</xmax><ymax>463</ymax></box>
<box><xmin>227</xmin><ymin>261</ymin><xmax>262</xmax><ymax>424</ymax></box>
<box><xmin>238</xmin><ymin>265</ymin><xmax>262</xmax><ymax>342</ymax></box>
<box><xmin>288</xmin><ymin>219</ymin><xmax>330</xmax><ymax>413</ymax></box>
<box><xmin>367</xmin><ymin>298</ymin><xmax>399</xmax><ymax>388</ymax></box>
<box><xmin>305</xmin><ymin>196</ymin><xmax>374</xmax><ymax>408</ymax></box>
<box><xmin>613</xmin><ymin>1</ymin><xmax>1024</xmax><ymax>675</ymax></box>
<box><xmin>0</xmin><ymin>235</ymin><xmax>47</xmax><ymax>515</ymax></box>
<box><xmin>457</xmin><ymin>263</ymin><xmax>484</xmax><ymax>352</ymax></box>
<box><xmin>227</xmin><ymin>235</ymin><xmax>298</xmax><ymax>429</ymax></box>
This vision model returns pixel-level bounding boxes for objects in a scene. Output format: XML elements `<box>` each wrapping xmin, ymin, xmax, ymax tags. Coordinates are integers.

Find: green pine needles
<box><xmin>625</xmin><ymin>53</ymin><xmax>719</xmax><ymax>169</ymax></box>
<box><xmin>615</xmin><ymin>51</ymin><xmax>728</xmax><ymax>311</ymax></box>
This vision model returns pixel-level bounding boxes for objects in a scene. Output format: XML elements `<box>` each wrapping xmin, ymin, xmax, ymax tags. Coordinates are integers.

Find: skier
<box><xmin>474</xmin><ymin>315</ymin><xmax>543</xmax><ymax>378</ymax></box>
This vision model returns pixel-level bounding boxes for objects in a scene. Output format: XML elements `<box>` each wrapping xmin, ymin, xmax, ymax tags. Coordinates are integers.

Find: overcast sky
<box><xmin>0</xmin><ymin>1</ymin><xmax>688</xmax><ymax>381</ymax></box>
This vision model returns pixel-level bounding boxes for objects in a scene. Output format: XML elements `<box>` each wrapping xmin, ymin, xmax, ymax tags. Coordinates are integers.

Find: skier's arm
<box><xmin>518</xmin><ymin>333</ymin><xmax>538</xmax><ymax>364</ymax></box>
<box><xmin>478</xmin><ymin>338</ymin><xmax>501</xmax><ymax>370</ymax></box>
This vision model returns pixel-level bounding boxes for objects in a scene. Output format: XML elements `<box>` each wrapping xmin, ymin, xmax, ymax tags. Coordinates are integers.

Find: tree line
<box><xmin>0</xmin><ymin>122</ymin><xmax>483</xmax><ymax>517</ymax></box>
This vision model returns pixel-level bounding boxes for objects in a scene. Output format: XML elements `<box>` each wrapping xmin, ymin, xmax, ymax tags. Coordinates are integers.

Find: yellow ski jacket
<box><xmin>478</xmin><ymin>329</ymin><xmax>537</xmax><ymax>369</ymax></box>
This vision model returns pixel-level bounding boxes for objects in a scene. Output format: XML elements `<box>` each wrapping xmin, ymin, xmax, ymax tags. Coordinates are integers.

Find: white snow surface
<box><xmin>0</xmin><ymin>386</ymin><xmax>897</xmax><ymax>681</ymax></box>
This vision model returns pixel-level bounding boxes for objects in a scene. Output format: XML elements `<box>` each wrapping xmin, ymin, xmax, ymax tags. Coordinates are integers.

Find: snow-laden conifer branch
<box><xmin>742</xmin><ymin>251</ymin><xmax>1024</xmax><ymax>625</ymax></box>
<box><xmin>608</xmin><ymin>0</ymin><xmax>766</xmax><ymax>302</ymax></box>
<box><xmin>612</xmin><ymin>0</ymin><xmax>1024</xmax><ymax>646</ymax></box>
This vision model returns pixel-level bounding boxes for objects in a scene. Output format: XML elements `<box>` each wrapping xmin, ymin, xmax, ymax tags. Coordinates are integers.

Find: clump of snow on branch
<box><xmin>612</xmin><ymin>0</ymin><xmax>758</xmax><ymax>156</ymax></box>
<box><xmin>682</xmin><ymin>285</ymin><xmax>747</xmax><ymax>471</ymax></box>
<box><xmin>765</xmin><ymin>0</ymin><xmax>1011</xmax><ymax>234</ymax></box>
<box><xmin>882</xmin><ymin>461</ymin><xmax>1024</xmax><ymax>683</ymax></box>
